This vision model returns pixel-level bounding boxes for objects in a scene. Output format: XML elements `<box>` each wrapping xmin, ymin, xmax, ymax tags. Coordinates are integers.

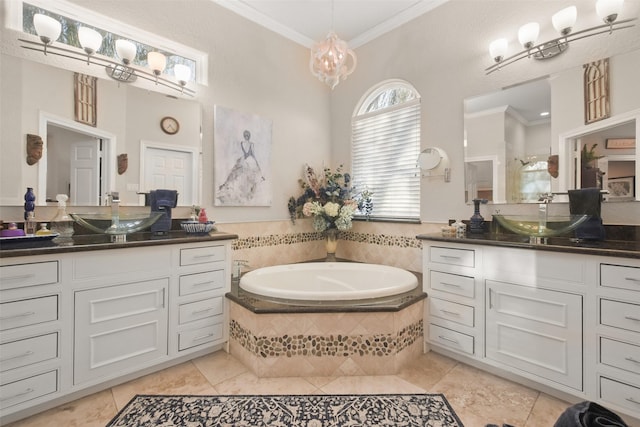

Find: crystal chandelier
<box><xmin>309</xmin><ymin>2</ymin><xmax>357</xmax><ymax>90</ymax></box>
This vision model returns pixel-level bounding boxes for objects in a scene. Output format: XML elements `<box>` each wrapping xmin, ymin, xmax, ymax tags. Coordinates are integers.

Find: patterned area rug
<box><xmin>106</xmin><ymin>394</ymin><xmax>464</xmax><ymax>426</ymax></box>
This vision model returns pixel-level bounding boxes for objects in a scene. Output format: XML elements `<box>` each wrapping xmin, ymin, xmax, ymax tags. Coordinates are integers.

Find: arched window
<box><xmin>352</xmin><ymin>80</ymin><xmax>421</xmax><ymax>220</ymax></box>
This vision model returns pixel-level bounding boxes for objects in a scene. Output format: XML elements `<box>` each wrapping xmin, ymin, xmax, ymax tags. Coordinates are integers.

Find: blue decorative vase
<box><xmin>24</xmin><ymin>187</ymin><xmax>36</xmax><ymax>220</ymax></box>
<box><xmin>469</xmin><ymin>198</ymin><xmax>485</xmax><ymax>234</ymax></box>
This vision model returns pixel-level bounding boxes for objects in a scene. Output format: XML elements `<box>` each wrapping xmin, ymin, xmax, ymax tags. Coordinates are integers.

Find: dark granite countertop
<box><xmin>226</xmin><ymin>270</ymin><xmax>426</xmax><ymax>314</ymax></box>
<box><xmin>0</xmin><ymin>230</ymin><xmax>238</xmax><ymax>258</ymax></box>
<box><xmin>416</xmin><ymin>232</ymin><xmax>640</xmax><ymax>259</ymax></box>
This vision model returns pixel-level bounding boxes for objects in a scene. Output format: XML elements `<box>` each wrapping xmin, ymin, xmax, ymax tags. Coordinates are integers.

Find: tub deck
<box><xmin>226</xmin><ymin>271</ymin><xmax>425</xmax><ymax>313</ymax></box>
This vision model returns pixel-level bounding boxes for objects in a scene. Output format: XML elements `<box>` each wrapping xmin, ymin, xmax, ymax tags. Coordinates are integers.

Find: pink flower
<box><xmin>302</xmin><ymin>202</ymin><xmax>313</xmax><ymax>217</ymax></box>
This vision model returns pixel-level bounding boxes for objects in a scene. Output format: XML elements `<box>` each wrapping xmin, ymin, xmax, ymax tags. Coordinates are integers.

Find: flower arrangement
<box><xmin>288</xmin><ymin>164</ymin><xmax>372</xmax><ymax>232</ymax></box>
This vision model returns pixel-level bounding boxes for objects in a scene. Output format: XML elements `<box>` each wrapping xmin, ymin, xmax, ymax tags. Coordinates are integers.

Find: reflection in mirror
<box><xmin>464</xmin><ymin>78</ymin><xmax>552</xmax><ymax>204</ymax></box>
<box><xmin>0</xmin><ymin>54</ymin><xmax>202</xmax><ymax>207</ymax></box>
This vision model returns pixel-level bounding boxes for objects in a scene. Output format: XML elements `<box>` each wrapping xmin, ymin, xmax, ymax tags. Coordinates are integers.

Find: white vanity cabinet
<box><xmin>0</xmin><ymin>259</ymin><xmax>61</xmax><ymax>412</ymax></box>
<box><xmin>0</xmin><ymin>237</ymin><xmax>233</xmax><ymax>424</ymax></box>
<box><xmin>422</xmin><ymin>238</ymin><xmax>640</xmax><ymax>421</ymax></box>
<box><xmin>596</xmin><ymin>260</ymin><xmax>640</xmax><ymax>418</ymax></box>
<box><xmin>425</xmin><ymin>244</ymin><xmax>482</xmax><ymax>357</ymax></box>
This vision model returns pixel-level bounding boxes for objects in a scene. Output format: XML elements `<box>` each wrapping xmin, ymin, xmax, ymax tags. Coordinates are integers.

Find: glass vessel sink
<box><xmin>493</xmin><ymin>214</ymin><xmax>589</xmax><ymax>242</ymax></box>
<box><xmin>70</xmin><ymin>212</ymin><xmax>164</xmax><ymax>242</ymax></box>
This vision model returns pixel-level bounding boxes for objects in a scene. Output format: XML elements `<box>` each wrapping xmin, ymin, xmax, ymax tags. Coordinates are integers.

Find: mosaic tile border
<box><xmin>229</xmin><ymin>319</ymin><xmax>423</xmax><ymax>359</ymax></box>
<box><xmin>231</xmin><ymin>231</ymin><xmax>422</xmax><ymax>251</ymax></box>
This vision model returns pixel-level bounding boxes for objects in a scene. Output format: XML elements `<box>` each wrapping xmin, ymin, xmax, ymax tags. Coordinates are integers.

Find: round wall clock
<box><xmin>160</xmin><ymin>116</ymin><xmax>180</xmax><ymax>135</ymax></box>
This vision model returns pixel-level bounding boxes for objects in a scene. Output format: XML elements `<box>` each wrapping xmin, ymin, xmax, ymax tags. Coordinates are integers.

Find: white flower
<box><xmin>323</xmin><ymin>202</ymin><xmax>340</xmax><ymax>217</ymax></box>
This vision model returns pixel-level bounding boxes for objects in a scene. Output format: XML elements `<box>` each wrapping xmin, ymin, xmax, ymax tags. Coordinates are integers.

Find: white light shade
<box><xmin>596</xmin><ymin>0</ymin><xmax>624</xmax><ymax>23</ymax></box>
<box><xmin>33</xmin><ymin>14</ymin><xmax>61</xmax><ymax>44</ymax></box>
<box><xmin>174</xmin><ymin>64</ymin><xmax>191</xmax><ymax>83</ymax></box>
<box><xmin>518</xmin><ymin>22</ymin><xmax>540</xmax><ymax>48</ymax></box>
<box><xmin>147</xmin><ymin>52</ymin><xmax>166</xmax><ymax>74</ymax></box>
<box><xmin>489</xmin><ymin>38</ymin><xmax>508</xmax><ymax>62</ymax></box>
<box><xmin>78</xmin><ymin>27</ymin><xmax>102</xmax><ymax>54</ymax></box>
<box><xmin>115</xmin><ymin>39</ymin><xmax>137</xmax><ymax>64</ymax></box>
<box><xmin>309</xmin><ymin>31</ymin><xmax>357</xmax><ymax>89</ymax></box>
<box><xmin>552</xmin><ymin>6</ymin><xmax>577</xmax><ymax>35</ymax></box>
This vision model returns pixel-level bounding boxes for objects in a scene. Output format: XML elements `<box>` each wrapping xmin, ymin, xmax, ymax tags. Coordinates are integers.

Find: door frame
<box><xmin>38</xmin><ymin>112</ymin><xmax>116</xmax><ymax>206</ymax></box>
<box><xmin>139</xmin><ymin>140</ymin><xmax>200</xmax><ymax>206</ymax></box>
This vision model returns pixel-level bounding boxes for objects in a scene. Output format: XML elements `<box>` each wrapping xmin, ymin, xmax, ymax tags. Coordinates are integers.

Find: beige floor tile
<box><xmin>110</xmin><ymin>361</ymin><xmax>217</xmax><ymax>410</ymax></box>
<box><xmin>432</xmin><ymin>363</ymin><xmax>539</xmax><ymax>426</ymax></box>
<box><xmin>213</xmin><ymin>371</ymin><xmax>319</xmax><ymax>395</ymax></box>
<box><xmin>192</xmin><ymin>350</ymin><xmax>248</xmax><ymax>385</ymax></box>
<box><xmin>525</xmin><ymin>393</ymin><xmax>572</xmax><ymax>426</ymax></box>
<box><xmin>397</xmin><ymin>351</ymin><xmax>458</xmax><ymax>391</ymax></box>
<box><xmin>319</xmin><ymin>374</ymin><xmax>426</xmax><ymax>395</ymax></box>
<box><xmin>4</xmin><ymin>389</ymin><xmax>117</xmax><ymax>427</ymax></box>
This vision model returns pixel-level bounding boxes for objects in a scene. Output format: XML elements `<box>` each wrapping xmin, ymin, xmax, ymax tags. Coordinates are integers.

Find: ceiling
<box><xmin>213</xmin><ymin>0</ymin><xmax>449</xmax><ymax>48</ymax></box>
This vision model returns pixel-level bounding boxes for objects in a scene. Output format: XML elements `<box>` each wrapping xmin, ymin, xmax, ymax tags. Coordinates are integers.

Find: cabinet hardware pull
<box><xmin>624</xmin><ymin>277</ymin><xmax>640</xmax><ymax>283</ymax></box>
<box><xmin>0</xmin><ymin>311</ymin><xmax>36</xmax><ymax>321</ymax></box>
<box><xmin>194</xmin><ymin>254</ymin><xmax>214</xmax><ymax>259</ymax></box>
<box><xmin>489</xmin><ymin>288</ymin><xmax>493</xmax><ymax>309</ymax></box>
<box><xmin>624</xmin><ymin>356</ymin><xmax>640</xmax><ymax>364</ymax></box>
<box><xmin>193</xmin><ymin>333</ymin><xmax>215</xmax><ymax>341</ymax></box>
<box><xmin>442</xmin><ymin>282</ymin><xmax>461</xmax><ymax>288</ymax></box>
<box><xmin>626</xmin><ymin>397</ymin><xmax>640</xmax><ymax>405</ymax></box>
<box><xmin>0</xmin><ymin>388</ymin><xmax>34</xmax><ymax>402</ymax></box>
<box><xmin>440</xmin><ymin>255</ymin><xmax>461</xmax><ymax>259</ymax></box>
<box><xmin>160</xmin><ymin>289</ymin><xmax>166</xmax><ymax>309</ymax></box>
<box><xmin>438</xmin><ymin>335</ymin><xmax>459</xmax><ymax>344</ymax></box>
<box><xmin>441</xmin><ymin>310</ymin><xmax>460</xmax><ymax>316</ymax></box>
<box><xmin>3</xmin><ymin>274</ymin><xmax>35</xmax><ymax>282</ymax></box>
<box><xmin>624</xmin><ymin>315</ymin><xmax>640</xmax><ymax>322</ymax></box>
<box><xmin>192</xmin><ymin>281</ymin><xmax>211</xmax><ymax>287</ymax></box>
<box><xmin>0</xmin><ymin>350</ymin><xmax>34</xmax><ymax>362</ymax></box>
<box><xmin>192</xmin><ymin>308</ymin><xmax>213</xmax><ymax>315</ymax></box>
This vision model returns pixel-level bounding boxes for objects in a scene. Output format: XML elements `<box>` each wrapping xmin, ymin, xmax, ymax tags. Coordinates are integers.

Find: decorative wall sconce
<box><xmin>22</xmin><ymin>13</ymin><xmax>194</xmax><ymax>96</ymax></box>
<box><xmin>26</xmin><ymin>134</ymin><xmax>44</xmax><ymax>166</ymax></box>
<box><xmin>486</xmin><ymin>0</ymin><xmax>636</xmax><ymax>74</ymax></box>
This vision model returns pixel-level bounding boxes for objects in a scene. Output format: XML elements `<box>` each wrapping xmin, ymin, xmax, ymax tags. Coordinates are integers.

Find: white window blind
<box><xmin>352</xmin><ymin>97</ymin><xmax>421</xmax><ymax>219</ymax></box>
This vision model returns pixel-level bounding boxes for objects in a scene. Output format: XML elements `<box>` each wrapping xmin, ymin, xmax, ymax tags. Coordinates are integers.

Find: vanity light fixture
<box><xmin>21</xmin><ymin>13</ymin><xmax>195</xmax><ymax>96</ymax></box>
<box><xmin>309</xmin><ymin>0</ymin><xmax>357</xmax><ymax>90</ymax></box>
<box><xmin>486</xmin><ymin>0</ymin><xmax>636</xmax><ymax>74</ymax></box>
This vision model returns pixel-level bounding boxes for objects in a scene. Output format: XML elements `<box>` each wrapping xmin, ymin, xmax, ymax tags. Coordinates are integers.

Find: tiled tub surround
<box><xmin>224</xmin><ymin>220</ymin><xmax>437</xmax><ymax>273</ymax></box>
<box><xmin>227</xmin><ymin>283</ymin><xmax>426</xmax><ymax>377</ymax></box>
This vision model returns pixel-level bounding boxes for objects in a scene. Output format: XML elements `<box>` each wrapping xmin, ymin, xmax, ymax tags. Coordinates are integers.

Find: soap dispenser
<box><xmin>51</xmin><ymin>194</ymin><xmax>74</xmax><ymax>246</ymax></box>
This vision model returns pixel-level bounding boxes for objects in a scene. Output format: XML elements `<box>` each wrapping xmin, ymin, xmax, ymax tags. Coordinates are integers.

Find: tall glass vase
<box><xmin>325</xmin><ymin>228</ymin><xmax>338</xmax><ymax>262</ymax></box>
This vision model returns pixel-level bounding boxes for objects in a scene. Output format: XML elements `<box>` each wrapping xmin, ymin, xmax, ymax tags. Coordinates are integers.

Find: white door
<box><xmin>142</xmin><ymin>146</ymin><xmax>195</xmax><ymax>205</ymax></box>
<box><xmin>70</xmin><ymin>139</ymin><xmax>101</xmax><ymax>206</ymax></box>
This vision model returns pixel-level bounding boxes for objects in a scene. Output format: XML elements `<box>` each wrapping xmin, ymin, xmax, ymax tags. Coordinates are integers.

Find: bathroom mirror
<box><xmin>0</xmin><ymin>53</ymin><xmax>202</xmax><ymax>207</ymax></box>
<box><xmin>464</xmin><ymin>48</ymin><xmax>639</xmax><ymax>204</ymax></box>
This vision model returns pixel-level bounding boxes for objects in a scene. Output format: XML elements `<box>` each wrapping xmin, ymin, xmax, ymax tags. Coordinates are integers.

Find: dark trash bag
<box><xmin>554</xmin><ymin>401</ymin><xmax>628</xmax><ymax>427</ymax></box>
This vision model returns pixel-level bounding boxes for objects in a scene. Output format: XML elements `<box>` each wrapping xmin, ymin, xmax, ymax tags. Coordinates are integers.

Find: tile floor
<box><xmin>4</xmin><ymin>350</ymin><xmax>639</xmax><ymax>427</ymax></box>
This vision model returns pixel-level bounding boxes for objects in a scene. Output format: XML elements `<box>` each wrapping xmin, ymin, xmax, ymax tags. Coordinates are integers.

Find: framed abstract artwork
<box><xmin>213</xmin><ymin>105</ymin><xmax>272</xmax><ymax>206</ymax></box>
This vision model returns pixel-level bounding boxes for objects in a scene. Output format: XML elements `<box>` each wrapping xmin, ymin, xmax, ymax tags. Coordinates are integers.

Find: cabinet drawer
<box><xmin>429</xmin><ymin>298</ymin><xmax>474</xmax><ymax>327</ymax></box>
<box><xmin>180</xmin><ymin>246</ymin><xmax>225</xmax><ymax>266</ymax></box>
<box><xmin>600</xmin><ymin>299</ymin><xmax>640</xmax><ymax>333</ymax></box>
<box><xmin>0</xmin><ymin>261</ymin><xmax>58</xmax><ymax>291</ymax></box>
<box><xmin>0</xmin><ymin>295</ymin><xmax>58</xmax><ymax>331</ymax></box>
<box><xmin>600</xmin><ymin>377</ymin><xmax>640</xmax><ymax>414</ymax></box>
<box><xmin>601</xmin><ymin>264</ymin><xmax>640</xmax><ymax>292</ymax></box>
<box><xmin>429</xmin><ymin>324</ymin><xmax>474</xmax><ymax>355</ymax></box>
<box><xmin>600</xmin><ymin>337</ymin><xmax>640</xmax><ymax>375</ymax></box>
<box><xmin>0</xmin><ymin>333</ymin><xmax>58</xmax><ymax>372</ymax></box>
<box><xmin>179</xmin><ymin>323</ymin><xmax>223</xmax><ymax>351</ymax></box>
<box><xmin>179</xmin><ymin>297</ymin><xmax>223</xmax><ymax>325</ymax></box>
<box><xmin>430</xmin><ymin>271</ymin><xmax>475</xmax><ymax>298</ymax></box>
<box><xmin>179</xmin><ymin>270</ymin><xmax>225</xmax><ymax>296</ymax></box>
<box><xmin>0</xmin><ymin>370</ymin><xmax>57</xmax><ymax>409</ymax></box>
<box><xmin>430</xmin><ymin>247</ymin><xmax>474</xmax><ymax>268</ymax></box>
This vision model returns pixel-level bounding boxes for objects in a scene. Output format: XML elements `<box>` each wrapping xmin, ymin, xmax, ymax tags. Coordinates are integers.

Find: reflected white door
<box><xmin>70</xmin><ymin>139</ymin><xmax>101</xmax><ymax>205</ymax></box>
<box><xmin>142</xmin><ymin>146</ymin><xmax>194</xmax><ymax>205</ymax></box>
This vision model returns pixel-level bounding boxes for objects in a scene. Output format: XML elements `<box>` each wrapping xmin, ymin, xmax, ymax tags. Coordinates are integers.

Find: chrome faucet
<box><xmin>537</xmin><ymin>192</ymin><xmax>554</xmax><ymax>235</ymax></box>
<box><xmin>108</xmin><ymin>192</ymin><xmax>123</xmax><ymax>243</ymax></box>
